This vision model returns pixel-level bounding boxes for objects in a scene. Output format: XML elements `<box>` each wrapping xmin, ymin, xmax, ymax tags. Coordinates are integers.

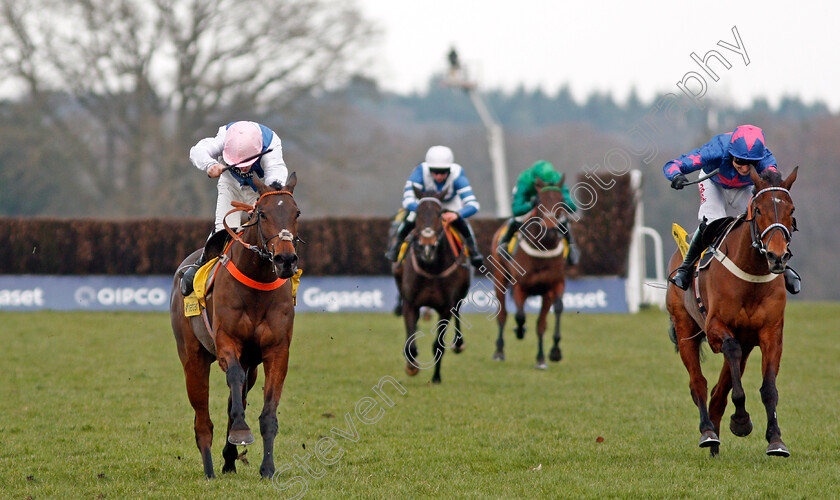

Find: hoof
<box><xmin>431</xmin><ymin>377</ymin><xmax>441</xmax><ymax>384</ymax></box>
<box><xmin>535</xmin><ymin>361</ymin><xmax>548</xmax><ymax>370</ymax></box>
<box><xmin>515</xmin><ymin>328</ymin><xmax>526</xmax><ymax>340</ymax></box>
<box><xmin>549</xmin><ymin>347</ymin><xmax>562</xmax><ymax>362</ymax></box>
<box><xmin>454</xmin><ymin>343</ymin><xmax>465</xmax><ymax>354</ymax></box>
<box><xmin>766</xmin><ymin>442</ymin><xmax>790</xmax><ymax>457</ymax></box>
<box><xmin>405</xmin><ymin>363</ymin><xmax>419</xmax><ymax>376</ymax></box>
<box><xmin>699</xmin><ymin>431</ymin><xmax>720</xmax><ymax>448</ymax></box>
<box><xmin>228</xmin><ymin>429</ymin><xmax>255</xmax><ymax>446</ymax></box>
<box><xmin>709</xmin><ymin>443</ymin><xmax>720</xmax><ymax>457</ymax></box>
<box><xmin>729</xmin><ymin>414</ymin><xmax>753</xmax><ymax>437</ymax></box>
<box><xmin>222</xmin><ymin>463</ymin><xmax>236</xmax><ymax>474</ymax></box>
<box><xmin>260</xmin><ymin>465</ymin><xmax>275</xmax><ymax>478</ymax></box>
<box><xmin>492</xmin><ymin>352</ymin><xmax>505</xmax><ymax>361</ymax></box>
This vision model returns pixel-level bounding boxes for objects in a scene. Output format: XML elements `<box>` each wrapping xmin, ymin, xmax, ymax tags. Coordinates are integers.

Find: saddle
<box><xmin>506</xmin><ymin>230</ymin><xmax>569</xmax><ymax>259</ymax></box>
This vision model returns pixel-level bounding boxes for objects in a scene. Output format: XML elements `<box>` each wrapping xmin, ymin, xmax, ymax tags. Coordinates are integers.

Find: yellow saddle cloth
<box><xmin>184</xmin><ymin>257</ymin><xmax>221</xmax><ymax>317</ymax></box>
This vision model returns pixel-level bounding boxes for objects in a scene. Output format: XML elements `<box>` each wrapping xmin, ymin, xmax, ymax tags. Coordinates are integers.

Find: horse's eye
<box><xmin>296</xmin><ymin>210</ymin><xmax>301</xmax><ymax>218</ymax></box>
<box><xmin>790</xmin><ymin>207</ymin><xmax>795</xmax><ymax>215</ymax></box>
<box><xmin>754</xmin><ymin>207</ymin><xmax>760</xmax><ymax>216</ymax></box>
<box><xmin>259</xmin><ymin>211</ymin><xmax>267</xmax><ymax>219</ymax></box>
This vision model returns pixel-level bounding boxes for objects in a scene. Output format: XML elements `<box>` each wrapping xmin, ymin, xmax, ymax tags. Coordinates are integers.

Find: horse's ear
<box><xmin>535</xmin><ymin>177</ymin><xmax>546</xmax><ymax>191</ymax></box>
<box><xmin>782</xmin><ymin>166</ymin><xmax>798</xmax><ymax>190</ymax></box>
<box><xmin>284</xmin><ymin>172</ymin><xmax>297</xmax><ymax>193</ymax></box>
<box><xmin>435</xmin><ymin>190</ymin><xmax>447</xmax><ymax>201</ymax></box>
<box><xmin>413</xmin><ymin>186</ymin><xmax>423</xmax><ymax>199</ymax></box>
<box><xmin>252</xmin><ymin>177</ymin><xmax>268</xmax><ymax>192</ymax></box>
<box><xmin>557</xmin><ymin>174</ymin><xmax>566</xmax><ymax>188</ymax></box>
<box><xmin>749</xmin><ymin>166</ymin><xmax>764</xmax><ymax>191</ymax></box>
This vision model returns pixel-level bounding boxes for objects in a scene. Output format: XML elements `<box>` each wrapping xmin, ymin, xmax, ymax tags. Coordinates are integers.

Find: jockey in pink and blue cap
<box><xmin>180</xmin><ymin>121</ymin><xmax>288</xmax><ymax>295</ymax></box>
<box><xmin>663</xmin><ymin>124</ymin><xmax>800</xmax><ymax>294</ymax></box>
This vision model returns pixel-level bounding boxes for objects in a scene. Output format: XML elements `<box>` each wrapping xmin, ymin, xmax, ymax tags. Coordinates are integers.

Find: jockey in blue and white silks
<box><xmin>385</xmin><ymin>145</ymin><xmax>485</xmax><ymax>268</ymax></box>
<box><xmin>663</xmin><ymin>124</ymin><xmax>799</xmax><ymax>294</ymax></box>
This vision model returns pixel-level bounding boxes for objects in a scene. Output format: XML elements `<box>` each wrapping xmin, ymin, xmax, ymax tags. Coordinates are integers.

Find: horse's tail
<box><xmin>668</xmin><ymin>320</ymin><xmax>679</xmax><ymax>353</ymax></box>
<box><xmin>668</xmin><ymin>319</ymin><xmax>708</xmax><ymax>360</ymax></box>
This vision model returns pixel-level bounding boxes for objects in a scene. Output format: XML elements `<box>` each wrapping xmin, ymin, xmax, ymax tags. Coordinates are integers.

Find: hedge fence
<box><xmin>0</xmin><ymin>174</ymin><xmax>634</xmax><ymax>277</ymax></box>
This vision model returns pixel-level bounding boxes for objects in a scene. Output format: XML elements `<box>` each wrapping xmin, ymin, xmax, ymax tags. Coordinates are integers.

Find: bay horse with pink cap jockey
<box><xmin>180</xmin><ymin>121</ymin><xmax>289</xmax><ymax>296</ymax></box>
<box><xmin>666</xmin><ymin>166</ymin><xmax>800</xmax><ymax>458</ymax></box>
<box><xmin>171</xmin><ymin>172</ymin><xmax>302</xmax><ymax>478</ymax></box>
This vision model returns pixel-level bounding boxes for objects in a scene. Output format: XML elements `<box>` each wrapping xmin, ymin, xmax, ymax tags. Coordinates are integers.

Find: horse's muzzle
<box><xmin>273</xmin><ymin>252</ymin><xmax>298</xmax><ymax>279</ymax></box>
<box><xmin>765</xmin><ymin>250</ymin><xmax>790</xmax><ymax>274</ymax></box>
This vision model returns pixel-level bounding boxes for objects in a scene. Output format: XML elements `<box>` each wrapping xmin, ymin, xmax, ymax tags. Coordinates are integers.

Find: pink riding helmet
<box><xmin>223</xmin><ymin>122</ymin><xmax>263</xmax><ymax>170</ymax></box>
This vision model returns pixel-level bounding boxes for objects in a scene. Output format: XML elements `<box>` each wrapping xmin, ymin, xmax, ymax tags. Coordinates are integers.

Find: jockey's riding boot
<box><xmin>784</xmin><ymin>266</ymin><xmax>801</xmax><ymax>295</ymax></box>
<box><xmin>180</xmin><ymin>250</ymin><xmax>205</xmax><ymax>296</ymax></box>
<box><xmin>560</xmin><ymin>222</ymin><xmax>580</xmax><ymax>266</ymax></box>
<box><xmin>180</xmin><ymin>230</ymin><xmax>226</xmax><ymax>296</ymax></box>
<box><xmin>496</xmin><ymin>218</ymin><xmax>522</xmax><ymax>257</ymax></box>
<box><xmin>452</xmin><ymin>217</ymin><xmax>484</xmax><ymax>269</ymax></box>
<box><xmin>670</xmin><ymin>226</ymin><xmax>705</xmax><ymax>291</ymax></box>
<box><xmin>385</xmin><ymin>220</ymin><xmax>412</xmax><ymax>262</ymax></box>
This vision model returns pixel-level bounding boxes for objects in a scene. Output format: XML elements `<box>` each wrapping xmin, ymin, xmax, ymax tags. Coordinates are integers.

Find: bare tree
<box><xmin>0</xmin><ymin>0</ymin><xmax>376</xmax><ymax>215</ymax></box>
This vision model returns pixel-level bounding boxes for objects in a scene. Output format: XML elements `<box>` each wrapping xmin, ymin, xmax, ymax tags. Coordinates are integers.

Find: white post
<box><xmin>467</xmin><ymin>89</ymin><xmax>511</xmax><ymax>217</ymax></box>
<box><xmin>625</xmin><ymin>169</ymin><xmax>667</xmax><ymax>312</ymax></box>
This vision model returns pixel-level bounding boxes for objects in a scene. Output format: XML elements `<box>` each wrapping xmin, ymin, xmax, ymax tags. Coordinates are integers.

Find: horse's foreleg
<box><xmin>259</xmin><ymin>342</ymin><xmax>292</xmax><ymax>478</ymax></box>
<box><xmin>759</xmin><ymin>325</ymin><xmax>789</xmax><ymax>457</ymax></box>
<box><xmin>403</xmin><ymin>306</ymin><xmax>421</xmax><ymax>376</ymax></box>
<box><xmin>549</xmin><ymin>294</ymin><xmax>563</xmax><ymax>362</ymax></box>
<box><xmin>183</xmin><ymin>353</ymin><xmax>215</xmax><ymax>478</ymax></box>
<box><xmin>218</xmin><ymin>340</ymin><xmax>254</xmax><ymax>447</ymax></box>
<box><xmin>494</xmin><ymin>282</ymin><xmax>508</xmax><ymax>361</ymax></box>
<box><xmin>534</xmin><ymin>294</ymin><xmax>553</xmax><ymax>369</ymax></box>
<box><xmin>222</xmin><ymin>366</ymin><xmax>258</xmax><ymax>473</ymax></box>
<box><xmin>718</xmin><ymin>335</ymin><xmax>753</xmax><ymax>438</ymax></box>
<box><xmin>513</xmin><ymin>286</ymin><xmax>528</xmax><ymax>340</ymax></box>
<box><xmin>709</xmin><ymin>344</ymin><xmax>753</xmax><ymax>439</ymax></box>
<box><xmin>453</xmin><ymin>303</ymin><xmax>465</xmax><ymax>354</ymax></box>
<box><xmin>431</xmin><ymin>312</ymin><xmax>451</xmax><ymax>384</ymax></box>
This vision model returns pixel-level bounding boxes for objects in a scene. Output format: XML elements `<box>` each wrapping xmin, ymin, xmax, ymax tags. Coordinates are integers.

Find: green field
<box><xmin>2</xmin><ymin>304</ymin><xmax>839</xmax><ymax>499</ymax></box>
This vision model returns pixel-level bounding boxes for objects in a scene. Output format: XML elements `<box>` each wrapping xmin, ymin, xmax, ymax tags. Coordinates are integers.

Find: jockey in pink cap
<box><xmin>179</xmin><ymin>121</ymin><xmax>288</xmax><ymax>295</ymax></box>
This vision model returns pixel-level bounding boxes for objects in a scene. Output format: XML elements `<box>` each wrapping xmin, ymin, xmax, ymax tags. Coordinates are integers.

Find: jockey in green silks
<box><xmin>497</xmin><ymin>160</ymin><xmax>580</xmax><ymax>265</ymax></box>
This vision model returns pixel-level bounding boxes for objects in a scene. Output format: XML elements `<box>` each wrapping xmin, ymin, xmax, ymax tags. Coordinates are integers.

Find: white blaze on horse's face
<box><xmin>277</xmin><ymin>200</ymin><xmax>283</xmax><ymax>206</ymax></box>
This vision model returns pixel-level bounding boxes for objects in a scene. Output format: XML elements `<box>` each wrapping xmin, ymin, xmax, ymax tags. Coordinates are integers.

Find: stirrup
<box><xmin>669</xmin><ymin>267</ymin><xmax>691</xmax><ymax>290</ymax></box>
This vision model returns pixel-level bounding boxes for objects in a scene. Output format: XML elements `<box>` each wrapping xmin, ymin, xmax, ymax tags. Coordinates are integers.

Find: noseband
<box><xmin>747</xmin><ymin>186</ymin><xmax>795</xmax><ymax>255</ymax></box>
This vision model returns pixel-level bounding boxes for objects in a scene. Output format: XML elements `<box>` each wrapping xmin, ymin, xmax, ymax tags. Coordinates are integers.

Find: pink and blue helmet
<box><xmin>728</xmin><ymin>125</ymin><xmax>767</xmax><ymax>161</ymax></box>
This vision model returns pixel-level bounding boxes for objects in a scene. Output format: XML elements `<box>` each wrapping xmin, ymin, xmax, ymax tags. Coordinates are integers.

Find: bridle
<box><xmin>223</xmin><ymin>190</ymin><xmax>303</xmax><ymax>264</ymax></box>
<box><xmin>411</xmin><ymin>197</ymin><xmax>461</xmax><ymax>269</ymax></box>
<box><xmin>746</xmin><ymin>186</ymin><xmax>796</xmax><ymax>256</ymax></box>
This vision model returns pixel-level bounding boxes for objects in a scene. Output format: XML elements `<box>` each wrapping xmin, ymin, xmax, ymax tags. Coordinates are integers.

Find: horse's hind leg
<box><xmin>222</xmin><ymin>366</ymin><xmax>258</xmax><ymax>473</ymax></box>
<box><xmin>549</xmin><ymin>295</ymin><xmax>563</xmax><ymax>362</ymax></box>
<box><xmin>759</xmin><ymin>325</ymin><xmax>789</xmax><ymax>457</ymax></box>
<box><xmin>183</xmin><ymin>352</ymin><xmax>215</xmax><ymax>478</ymax></box>
<box><xmin>259</xmin><ymin>342</ymin><xmax>292</xmax><ymax>478</ymax></box>
<box><xmin>674</xmin><ymin>318</ymin><xmax>719</xmax><ymax>453</ymax></box>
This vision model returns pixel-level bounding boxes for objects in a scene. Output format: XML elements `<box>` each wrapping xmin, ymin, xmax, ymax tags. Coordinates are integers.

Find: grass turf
<box><xmin>2</xmin><ymin>303</ymin><xmax>839</xmax><ymax>499</ymax></box>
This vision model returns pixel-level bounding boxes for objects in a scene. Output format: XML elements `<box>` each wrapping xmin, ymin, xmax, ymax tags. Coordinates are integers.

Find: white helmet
<box><xmin>425</xmin><ymin>145</ymin><xmax>454</xmax><ymax>169</ymax></box>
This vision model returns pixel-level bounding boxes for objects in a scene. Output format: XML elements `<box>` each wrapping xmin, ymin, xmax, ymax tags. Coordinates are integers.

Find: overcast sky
<box><xmin>357</xmin><ymin>0</ymin><xmax>838</xmax><ymax>110</ymax></box>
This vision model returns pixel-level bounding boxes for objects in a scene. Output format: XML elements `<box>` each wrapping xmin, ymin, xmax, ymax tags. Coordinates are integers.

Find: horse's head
<box><xmin>520</xmin><ymin>177</ymin><xmax>568</xmax><ymax>250</ymax></box>
<box><xmin>748</xmin><ymin>166</ymin><xmax>798</xmax><ymax>273</ymax></box>
<box><xmin>250</xmin><ymin>173</ymin><xmax>301</xmax><ymax>279</ymax></box>
<box><xmin>412</xmin><ymin>188</ymin><xmax>446</xmax><ymax>263</ymax></box>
